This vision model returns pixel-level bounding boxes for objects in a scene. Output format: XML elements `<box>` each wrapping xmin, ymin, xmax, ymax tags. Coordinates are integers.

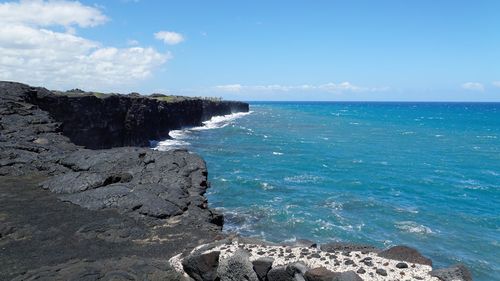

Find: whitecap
<box><xmin>260</xmin><ymin>182</ymin><xmax>274</xmax><ymax>190</ymax></box>
<box><xmin>192</xmin><ymin>111</ymin><xmax>253</xmax><ymax>131</ymax></box>
<box><xmin>395</xmin><ymin>221</ymin><xmax>434</xmax><ymax>235</ymax></box>
<box><xmin>482</xmin><ymin>170</ymin><xmax>499</xmax><ymax>176</ymax></box>
<box><xmin>401</xmin><ymin>131</ymin><xmax>415</xmax><ymax>135</ymax></box>
<box><xmin>154</xmin><ymin>139</ymin><xmax>190</xmax><ymax>151</ymax></box>
<box><xmin>169</xmin><ymin>129</ymin><xmax>189</xmax><ymax>139</ymax></box>
<box><xmin>284</xmin><ymin>174</ymin><xmax>323</xmax><ymax>184</ymax></box>
<box><xmin>272</xmin><ymin>152</ymin><xmax>284</xmax><ymax>155</ymax></box>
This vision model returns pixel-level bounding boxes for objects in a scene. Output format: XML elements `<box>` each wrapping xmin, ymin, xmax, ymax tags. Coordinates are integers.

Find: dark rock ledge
<box><xmin>0</xmin><ymin>81</ymin><xmax>246</xmax><ymax>280</ymax></box>
<box><xmin>0</xmin><ymin>81</ymin><xmax>472</xmax><ymax>280</ymax></box>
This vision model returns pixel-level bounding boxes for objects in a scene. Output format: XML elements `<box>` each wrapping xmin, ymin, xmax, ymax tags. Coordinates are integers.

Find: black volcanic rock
<box><xmin>378</xmin><ymin>245</ymin><xmax>432</xmax><ymax>266</ymax></box>
<box><xmin>253</xmin><ymin>257</ymin><xmax>274</xmax><ymax>281</ymax></box>
<box><xmin>182</xmin><ymin>251</ymin><xmax>221</xmax><ymax>281</ymax></box>
<box><xmin>430</xmin><ymin>264</ymin><xmax>473</xmax><ymax>281</ymax></box>
<box><xmin>11</xmin><ymin>257</ymin><xmax>186</xmax><ymax>281</ymax></box>
<box><xmin>0</xmin><ymin>81</ymin><xmax>249</xmax><ymax>279</ymax></box>
<box><xmin>26</xmin><ymin>84</ymin><xmax>249</xmax><ymax>149</ymax></box>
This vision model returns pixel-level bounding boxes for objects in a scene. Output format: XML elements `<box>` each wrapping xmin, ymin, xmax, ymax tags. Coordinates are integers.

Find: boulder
<box><xmin>252</xmin><ymin>257</ymin><xmax>274</xmax><ymax>281</ymax></box>
<box><xmin>217</xmin><ymin>249</ymin><xmax>259</xmax><ymax>281</ymax></box>
<box><xmin>182</xmin><ymin>251</ymin><xmax>220</xmax><ymax>281</ymax></box>
<box><xmin>377</xmin><ymin>245</ymin><xmax>432</xmax><ymax>266</ymax></box>
<box><xmin>430</xmin><ymin>264</ymin><xmax>473</xmax><ymax>281</ymax></box>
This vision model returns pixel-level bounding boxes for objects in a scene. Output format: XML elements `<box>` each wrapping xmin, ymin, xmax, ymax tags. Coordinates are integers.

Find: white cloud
<box><xmin>215</xmin><ymin>84</ymin><xmax>242</xmax><ymax>92</ymax></box>
<box><xmin>492</xmin><ymin>81</ymin><xmax>500</xmax><ymax>88</ymax></box>
<box><xmin>461</xmin><ymin>82</ymin><xmax>484</xmax><ymax>91</ymax></box>
<box><xmin>127</xmin><ymin>39</ymin><xmax>139</xmax><ymax>46</ymax></box>
<box><xmin>0</xmin><ymin>0</ymin><xmax>108</xmax><ymax>28</ymax></box>
<box><xmin>215</xmin><ymin>82</ymin><xmax>387</xmax><ymax>93</ymax></box>
<box><xmin>0</xmin><ymin>0</ymin><xmax>170</xmax><ymax>91</ymax></box>
<box><xmin>155</xmin><ymin>31</ymin><xmax>185</xmax><ymax>45</ymax></box>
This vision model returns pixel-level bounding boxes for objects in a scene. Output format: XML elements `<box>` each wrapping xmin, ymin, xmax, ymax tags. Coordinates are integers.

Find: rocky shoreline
<box><xmin>0</xmin><ymin>81</ymin><xmax>471</xmax><ymax>280</ymax></box>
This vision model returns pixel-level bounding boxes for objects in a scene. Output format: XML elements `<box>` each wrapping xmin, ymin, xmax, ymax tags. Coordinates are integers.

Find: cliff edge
<box><xmin>0</xmin><ymin>81</ymin><xmax>247</xmax><ymax>280</ymax></box>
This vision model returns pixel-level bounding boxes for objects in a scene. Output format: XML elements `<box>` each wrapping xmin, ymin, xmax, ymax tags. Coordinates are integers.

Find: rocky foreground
<box><xmin>0</xmin><ymin>81</ymin><xmax>471</xmax><ymax>280</ymax></box>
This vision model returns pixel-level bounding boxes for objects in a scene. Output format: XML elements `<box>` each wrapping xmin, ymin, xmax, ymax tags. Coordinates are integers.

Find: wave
<box><xmin>154</xmin><ymin>139</ymin><xmax>191</xmax><ymax>151</ymax></box>
<box><xmin>284</xmin><ymin>174</ymin><xmax>323</xmax><ymax>184</ymax></box>
<box><xmin>395</xmin><ymin>221</ymin><xmax>434</xmax><ymax>235</ymax></box>
<box><xmin>192</xmin><ymin>111</ymin><xmax>253</xmax><ymax>131</ymax></box>
<box><xmin>153</xmin><ymin>111</ymin><xmax>252</xmax><ymax>151</ymax></box>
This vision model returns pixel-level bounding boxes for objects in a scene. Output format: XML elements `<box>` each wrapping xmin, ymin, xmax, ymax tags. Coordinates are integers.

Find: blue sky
<box><xmin>0</xmin><ymin>0</ymin><xmax>499</xmax><ymax>101</ymax></box>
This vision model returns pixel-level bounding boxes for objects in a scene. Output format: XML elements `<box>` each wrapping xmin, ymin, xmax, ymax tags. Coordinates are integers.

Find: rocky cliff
<box><xmin>0</xmin><ymin>81</ymin><xmax>246</xmax><ymax>280</ymax></box>
<box><xmin>24</xmin><ymin>85</ymin><xmax>248</xmax><ymax>149</ymax></box>
<box><xmin>0</xmin><ymin>81</ymin><xmax>471</xmax><ymax>281</ymax></box>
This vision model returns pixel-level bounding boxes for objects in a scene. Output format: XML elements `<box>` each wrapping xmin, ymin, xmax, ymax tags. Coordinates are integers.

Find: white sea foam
<box><xmin>153</xmin><ymin>111</ymin><xmax>252</xmax><ymax>150</ymax></box>
<box><xmin>168</xmin><ymin>129</ymin><xmax>189</xmax><ymax>139</ymax></box>
<box><xmin>284</xmin><ymin>174</ymin><xmax>323</xmax><ymax>184</ymax></box>
<box><xmin>260</xmin><ymin>182</ymin><xmax>274</xmax><ymax>190</ymax></box>
<box><xmin>154</xmin><ymin>139</ymin><xmax>191</xmax><ymax>151</ymax></box>
<box><xmin>272</xmin><ymin>151</ymin><xmax>284</xmax><ymax>155</ymax></box>
<box><xmin>192</xmin><ymin>111</ymin><xmax>253</xmax><ymax>131</ymax></box>
<box><xmin>395</xmin><ymin>221</ymin><xmax>434</xmax><ymax>235</ymax></box>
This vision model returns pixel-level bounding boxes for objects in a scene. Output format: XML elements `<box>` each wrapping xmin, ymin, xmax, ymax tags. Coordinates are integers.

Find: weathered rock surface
<box><xmin>253</xmin><ymin>257</ymin><xmax>275</xmax><ymax>281</ymax></box>
<box><xmin>377</xmin><ymin>245</ymin><xmax>433</xmax><ymax>266</ymax></box>
<box><xmin>0</xmin><ymin>81</ymin><xmax>249</xmax><ymax>280</ymax></box>
<box><xmin>31</xmin><ymin>84</ymin><xmax>249</xmax><ymax>149</ymax></box>
<box><xmin>11</xmin><ymin>257</ymin><xmax>186</xmax><ymax>281</ymax></box>
<box><xmin>182</xmin><ymin>251</ymin><xmax>220</xmax><ymax>281</ymax></box>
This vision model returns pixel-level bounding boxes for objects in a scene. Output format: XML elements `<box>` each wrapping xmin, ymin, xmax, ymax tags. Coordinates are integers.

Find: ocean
<box><xmin>155</xmin><ymin>102</ymin><xmax>500</xmax><ymax>281</ymax></box>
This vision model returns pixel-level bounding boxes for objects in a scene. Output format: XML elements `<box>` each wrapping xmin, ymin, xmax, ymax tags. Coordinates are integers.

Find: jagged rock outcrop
<box><xmin>0</xmin><ymin>81</ymin><xmax>248</xmax><ymax>280</ymax></box>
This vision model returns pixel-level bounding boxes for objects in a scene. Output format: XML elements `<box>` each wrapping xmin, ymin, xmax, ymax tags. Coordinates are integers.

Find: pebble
<box><xmin>376</xmin><ymin>268</ymin><xmax>388</xmax><ymax>276</ymax></box>
<box><xmin>396</xmin><ymin>262</ymin><xmax>408</xmax><ymax>269</ymax></box>
<box><xmin>344</xmin><ymin>260</ymin><xmax>354</xmax><ymax>265</ymax></box>
<box><xmin>357</xmin><ymin>268</ymin><xmax>366</xmax><ymax>274</ymax></box>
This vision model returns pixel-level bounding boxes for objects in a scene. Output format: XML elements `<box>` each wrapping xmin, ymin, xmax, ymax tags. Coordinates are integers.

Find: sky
<box><xmin>0</xmin><ymin>0</ymin><xmax>499</xmax><ymax>101</ymax></box>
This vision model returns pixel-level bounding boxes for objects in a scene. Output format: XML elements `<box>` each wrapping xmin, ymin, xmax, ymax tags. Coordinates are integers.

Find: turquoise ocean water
<box><xmin>156</xmin><ymin>102</ymin><xmax>500</xmax><ymax>281</ymax></box>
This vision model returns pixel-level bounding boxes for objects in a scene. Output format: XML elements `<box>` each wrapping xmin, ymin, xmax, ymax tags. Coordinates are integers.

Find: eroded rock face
<box><xmin>42</xmin><ymin>148</ymin><xmax>208</xmax><ymax>220</ymax></box>
<box><xmin>29</xmin><ymin>85</ymin><xmax>249</xmax><ymax>149</ymax></box>
<box><xmin>0</xmin><ymin>81</ymin><xmax>246</xmax><ymax>279</ymax></box>
<box><xmin>11</xmin><ymin>257</ymin><xmax>186</xmax><ymax>281</ymax></box>
<box><xmin>0</xmin><ymin>81</ymin><xmax>230</xmax><ymax>224</ymax></box>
